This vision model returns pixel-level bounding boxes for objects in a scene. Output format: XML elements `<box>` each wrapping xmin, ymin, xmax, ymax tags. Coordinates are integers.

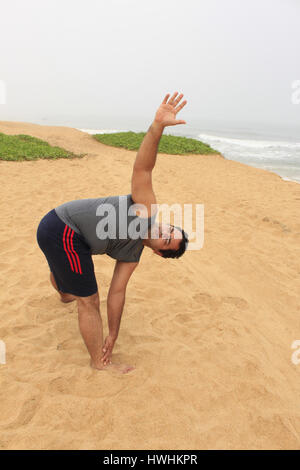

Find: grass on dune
<box><xmin>0</xmin><ymin>130</ymin><xmax>220</xmax><ymax>161</ymax></box>
<box><xmin>93</xmin><ymin>131</ymin><xmax>219</xmax><ymax>155</ymax></box>
<box><xmin>0</xmin><ymin>133</ymin><xmax>85</xmax><ymax>161</ymax></box>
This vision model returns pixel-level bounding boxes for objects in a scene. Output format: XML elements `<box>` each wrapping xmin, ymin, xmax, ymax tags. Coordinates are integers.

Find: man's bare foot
<box><xmin>60</xmin><ymin>293</ymin><xmax>76</xmax><ymax>303</ymax></box>
<box><xmin>90</xmin><ymin>360</ymin><xmax>135</xmax><ymax>374</ymax></box>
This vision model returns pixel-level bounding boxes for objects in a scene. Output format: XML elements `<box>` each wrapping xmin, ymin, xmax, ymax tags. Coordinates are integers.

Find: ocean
<box><xmin>77</xmin><ymin>122</ymin><xmax>300</xmax><ymax>185</ymax></box>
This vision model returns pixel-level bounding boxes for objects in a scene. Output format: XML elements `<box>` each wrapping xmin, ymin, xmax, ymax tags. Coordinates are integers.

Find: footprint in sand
<box><xmin>127</xmin><ymin>334</ymin><xmax>161</xmax><ymax>346</ymax></box>
<box><xmin>262</xmin><ymin>217</ymin><xmax>291</xmax><ymax>233</ymax></box>
<box><xmin>1</xmin><ymin>397</ymin><xmax>39</xmax><ymax>429</ymax></box>
<box><xmin>191</xmin><ymin>292</ymin><xmax>248</xmax><ymax>313</ymax></box>
<box><xmin>192</xmin><ymin>292</ymin><xmax>222</xmax><ymax>311</ymax></box>
<box><xmin>221</xmin><ymin>296</ymin><xmax>248</xmax><ymax>310</ymax></box>
<box><xmin>48</xmin><ymin>377</ymin><xmax>72</xmax><ymax>394</ymax></box>
<box><xmin>174</xmin><ymin>313</ymin><xmax>197</xmax><ymax>325</ymax></box>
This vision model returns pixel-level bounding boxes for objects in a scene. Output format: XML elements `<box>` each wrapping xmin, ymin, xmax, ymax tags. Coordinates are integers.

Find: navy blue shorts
<box><xmin>36</xmin><ymin>209</ymin><xmax>98</xmax><ymax>297</ymax></box>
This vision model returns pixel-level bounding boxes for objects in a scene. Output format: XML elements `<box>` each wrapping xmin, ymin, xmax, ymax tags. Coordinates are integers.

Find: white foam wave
<box><xmin>198</xmin><ymin>133</ymin><xmax>300</xmax><ymax>150</ymax></box>
<box><xmin>197</xmin><ymin>131</ymin><xmax>300</xmax><ymax>184</ymax></box>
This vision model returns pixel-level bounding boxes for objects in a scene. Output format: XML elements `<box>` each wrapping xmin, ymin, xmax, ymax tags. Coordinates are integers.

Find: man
<box><xmin>36</xmin><ymin>91</ymin><xmax>188</xmax><ymax>374</ymax></box>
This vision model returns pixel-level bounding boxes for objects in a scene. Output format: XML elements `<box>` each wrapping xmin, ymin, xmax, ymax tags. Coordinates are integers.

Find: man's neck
<box><xmin>142</xmin><ymin>235</ymin><xmax>151</xmax><ymax>247</ymax></box>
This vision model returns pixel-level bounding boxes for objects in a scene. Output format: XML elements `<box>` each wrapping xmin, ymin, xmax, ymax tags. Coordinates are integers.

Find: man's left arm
<box><xmin>101</xmin><ymin>260</ymin><xmax>138</xmax><ymax>365</ymax></box>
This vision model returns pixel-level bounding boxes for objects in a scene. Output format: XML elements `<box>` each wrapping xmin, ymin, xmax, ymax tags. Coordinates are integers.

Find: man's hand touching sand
<box><xmin>89</xmin><ymin>335</ymin><xmax>135</xmax><ymax>374</ymax></box>
<box><xmin>154</xmin><ymin>92</ymin><xmax>187</xmax><ymax>128</ymax></box>
<box><xmin>101</xmin><ymin>335</ymin><xmax>116</xmax><ymax>365</ymax></box>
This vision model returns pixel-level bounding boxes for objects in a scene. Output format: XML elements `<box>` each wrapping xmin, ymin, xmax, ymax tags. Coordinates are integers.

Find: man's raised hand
<box><xmin>154</xmin><ymin>92</ymin><xmax>187</xmax><ymax>128</ymax></box>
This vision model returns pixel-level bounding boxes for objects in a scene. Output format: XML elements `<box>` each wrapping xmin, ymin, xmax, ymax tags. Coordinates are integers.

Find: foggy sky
<box><xmin>1</xmin><ymin>0</ymin><xmax>299</xmax><ymax>133</ymax></box>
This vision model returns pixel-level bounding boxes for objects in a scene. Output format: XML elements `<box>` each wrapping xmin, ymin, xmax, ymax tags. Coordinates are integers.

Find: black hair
<box><xmin>159</xmin><ymin>226</ymin><xmax>189</xmax><ymax>259</ymax></box>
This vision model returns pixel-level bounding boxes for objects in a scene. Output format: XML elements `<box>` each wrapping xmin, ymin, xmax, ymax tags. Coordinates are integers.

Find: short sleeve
<box><xmin>106</xmin><ymin>241</ymin><xmax>144</xmax><ymax>263</ymax></box>
<box><xmin>122</xmin><ymin>246</ymin><xmax>144</xmax><ymax>263</ymax></box>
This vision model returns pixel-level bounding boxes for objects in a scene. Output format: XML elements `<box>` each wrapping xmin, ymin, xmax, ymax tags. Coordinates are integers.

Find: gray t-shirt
<box><xmin>54</xmin><ymin>194</ymin><xmax>157</xmax><ymax>262</ymax></box>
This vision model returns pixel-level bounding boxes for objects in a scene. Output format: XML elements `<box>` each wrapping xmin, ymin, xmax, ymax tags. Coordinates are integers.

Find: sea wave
<box><xmin>197</xmin><ymin>132</ymin><xmax>300</xmax><ymax>184</ymax></box>
<box><xmin>197</xmin><ymin>133</ymin><xmax>300</xmax><ymax>150</ymax></box>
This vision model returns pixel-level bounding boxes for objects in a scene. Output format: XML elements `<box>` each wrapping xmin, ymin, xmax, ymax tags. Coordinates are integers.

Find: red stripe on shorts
<box><xmin>66</xmin><ymin>227</ymin><xmax>78</xmax><ymax>273</ymax></box>
<box><xmin>70</xmin><ymin>229</ymin><xmax>82</xmax><ymax>274</ymax></box>
<box><xmin>62</xmin><ymin>225</ymin><xmax>75</xmax><ymax>272</ymax></box>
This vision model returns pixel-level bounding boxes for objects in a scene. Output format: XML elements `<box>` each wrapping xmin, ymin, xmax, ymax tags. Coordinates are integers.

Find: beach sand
<box><xmin>0</xmin><ymin>120</ymin><xmax>300</xmax><ymax>450</ymax></box>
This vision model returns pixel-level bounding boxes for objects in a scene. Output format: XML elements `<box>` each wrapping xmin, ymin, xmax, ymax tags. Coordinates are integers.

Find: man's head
<box><xmin>143</xmin><ymin>223</ymin><xmax>189</xmax><ymax>259</ymax></box>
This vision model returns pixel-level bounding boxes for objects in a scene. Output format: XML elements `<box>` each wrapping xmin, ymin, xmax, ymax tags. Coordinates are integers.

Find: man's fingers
<box><xmin>162</xmin><ymin>93</ymin><xmax>170</xmax><ymax>104</ymax></box>
<box><xmin>173</xmin><ymin>93</ymin><xmax>184</xmax><ymax>107</ymax></box>
<box><xmin>101</xmin><ymin>350</ymin><xmax>109</xmax><ymax>360</ymax></box>
<box><xmin>162</xmin><ymin>91</ymin><xmax>185</xmax><ymax>107</ymax></box>
<box><xmin>174</xmin><ymin>100</ymin><xmax>187</xmax><ymax>114</ymax></box>
<box><xmin>168</xmin><ymin>91</ymin><xmax>178</xmax><ymax>105</ymax></box>
<box><xmin>101</xmin><ymin>346</ymin><xmax>112</xmax><ymax>363</ymax></box>
<box><xmin>103</xmin><ymin>352</ymin><xmax>112</xmax><ymax>365</ymax></box>
<box><xmin>101</xmin><ymin>355</ymin><xmax>109</xmax><ymax>364</ymax></box>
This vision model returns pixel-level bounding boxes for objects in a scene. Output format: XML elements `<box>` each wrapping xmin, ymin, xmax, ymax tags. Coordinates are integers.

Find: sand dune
<box><xmin>0</xmin><ymin>120</ymin><xmax>300</xmax><ymax>449</ymax></box>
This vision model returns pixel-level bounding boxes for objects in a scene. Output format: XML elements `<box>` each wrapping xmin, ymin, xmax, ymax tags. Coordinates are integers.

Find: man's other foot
<box><xmin>90</xmin><ymin>360</ymin><xmax>135</xmax><ymax>374</ymax></box>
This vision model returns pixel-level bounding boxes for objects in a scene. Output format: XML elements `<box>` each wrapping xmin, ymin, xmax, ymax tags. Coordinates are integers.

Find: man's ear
<box><xmin>153</xmin><ymin>249</ymin><xmax>163</xmax><ymax>257</ymax></box>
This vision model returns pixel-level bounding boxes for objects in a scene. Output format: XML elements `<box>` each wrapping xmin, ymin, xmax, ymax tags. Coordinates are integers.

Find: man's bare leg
<box><xmin>49</xmin><ymin>272</ymin><xmax>76</xmax><ymax>303</ymax></box>
<box><xmin>77</xmin><ymin>293</ymin><xmax>134</xmax><ymax>374</ymax></box>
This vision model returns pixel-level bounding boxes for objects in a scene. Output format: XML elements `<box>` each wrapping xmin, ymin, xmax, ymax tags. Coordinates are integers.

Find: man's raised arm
<box><xmin>131</xmin><ymin>92</ymin><xmax>187</xmax><ymax>214</ymax></box>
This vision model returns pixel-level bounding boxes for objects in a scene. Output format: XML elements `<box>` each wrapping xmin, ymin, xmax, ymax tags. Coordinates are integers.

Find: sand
<box><xmin>0</xmin><ymin>120</ymin><xmax>300</xmax><ymax>450</ymax></box>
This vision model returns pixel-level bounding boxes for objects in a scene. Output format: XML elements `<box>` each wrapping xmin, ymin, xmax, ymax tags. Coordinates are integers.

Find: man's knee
<box><xmin>76</xmin><ymin>291</ymin><xmax>99</xmax><ymax>309</ymax></box>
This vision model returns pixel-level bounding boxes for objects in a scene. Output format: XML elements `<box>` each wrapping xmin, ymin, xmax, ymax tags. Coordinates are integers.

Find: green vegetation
<box><xmin>0</xmin><ymin>133</ymin><xmax>85</xmax><ymax>161</ymax></box>
<box><xmin>93</xmin><ymin>131</ymin><xmax>219</xmax><ymax>155</ymax></box>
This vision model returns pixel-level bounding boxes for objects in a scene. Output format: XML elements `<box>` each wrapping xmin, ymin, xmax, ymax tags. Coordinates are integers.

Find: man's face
<box><xmin>150</xmin><ymin>223</ymin><xmax>182</xmax><ymax>255</ymax></box>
